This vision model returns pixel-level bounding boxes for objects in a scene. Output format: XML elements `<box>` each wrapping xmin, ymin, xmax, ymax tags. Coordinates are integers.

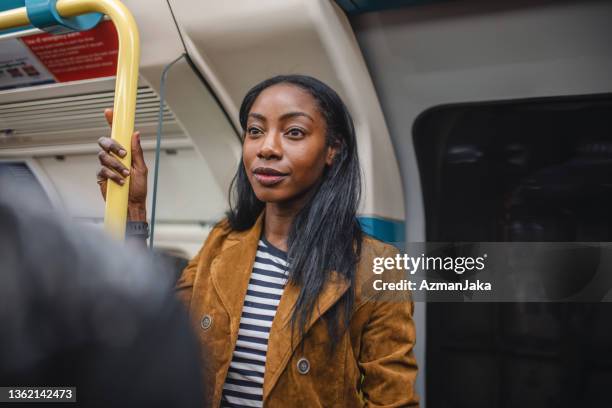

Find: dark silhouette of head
<box><xmin>0</xmin><ymin>180</ymin><xmax>204</xmax><ymax>407</ymax></box>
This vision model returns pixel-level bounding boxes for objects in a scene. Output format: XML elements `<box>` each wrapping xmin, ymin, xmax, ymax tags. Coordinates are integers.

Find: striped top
<box><xmin>220</xmin><ymin>236</ymin><xmax>289</xmax><ymax>408</ymax></box>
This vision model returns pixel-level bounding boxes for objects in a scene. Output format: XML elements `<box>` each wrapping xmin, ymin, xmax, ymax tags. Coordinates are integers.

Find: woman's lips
<box><xmin>253</xmin><ymin>173</ymin><xmax>287</xmax><ymax>186</ymax></box>
<box><xmin>252</xmin><ymin>167</ymin><xmax>289</xmax><ymax>186</ymax></box>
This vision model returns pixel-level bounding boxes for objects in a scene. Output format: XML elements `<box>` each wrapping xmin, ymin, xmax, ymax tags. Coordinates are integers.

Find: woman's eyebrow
<box><xmin>280</xmin><ymin>111</ymin><xmax>314</xmax><ymax>122</ymax></box>
<box><xmin>249</xmin><ymin>111</ymin><xmax>314</xmax><ymax>122</ymax></box>
<box><xmin>248</xmin><ymin>112</ymin><xmax>266</xmax><ymax>121</ymax></box>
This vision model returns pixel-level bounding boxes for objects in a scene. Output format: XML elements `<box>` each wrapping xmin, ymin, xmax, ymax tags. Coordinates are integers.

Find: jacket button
<box><xmin>201</xmin><ymin>314</ymin><xmax>213</xmax><ymax>330</ymax></box>
<box><xmin>297</xmin><ymin>357</ymin><xmax>310</xmax><ymax>374</ymax></box>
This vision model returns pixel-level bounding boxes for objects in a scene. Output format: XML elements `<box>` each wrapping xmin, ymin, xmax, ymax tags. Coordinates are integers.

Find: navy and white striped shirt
<box><xmin>220</xmin><ymin>236</ymin><xmax>289</xmax><ymax>408</ymax></box>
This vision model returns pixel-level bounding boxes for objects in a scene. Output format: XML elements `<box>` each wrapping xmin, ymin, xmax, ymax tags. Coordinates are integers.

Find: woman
<box><xmin>96</xmin><ymin>75</ymin><xmax>419</xmax><ymax>407</ymax></box>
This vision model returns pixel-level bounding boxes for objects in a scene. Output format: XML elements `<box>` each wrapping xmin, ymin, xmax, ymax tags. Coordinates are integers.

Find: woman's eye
<box><xmin>286</xmin><ymin>128</ymin><xmax>305</xmax><ymax>138</ymax></box>
<box><xmin>247</xmin><ymin>127</ymin><xmax>262</xmax><ymax>136</ymax></box>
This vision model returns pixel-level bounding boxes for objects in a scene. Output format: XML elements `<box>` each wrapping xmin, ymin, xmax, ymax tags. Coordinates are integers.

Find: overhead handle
<box><xmin>26</xmin><ymin>0</ymin><xmax>102</xmax><ymax>34</ymax></box>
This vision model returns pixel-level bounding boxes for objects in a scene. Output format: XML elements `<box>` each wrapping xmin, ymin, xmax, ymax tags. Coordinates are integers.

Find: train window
<box><xmin>0</xmin><ymin>161</ymin><xmax>51</xmax><ymax>206</ymax></box>
<box><xmin>414</xmin><ymin>94</ymin><xmax>612</xmax><ymax>408</ymax></box>
<box><xmin>414</xmin><ymin>94</ymin><xmax>612</xmax><ymax>242</ymax></box>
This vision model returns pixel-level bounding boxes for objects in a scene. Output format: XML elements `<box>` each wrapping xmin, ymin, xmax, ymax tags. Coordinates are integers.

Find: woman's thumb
<box><xmin>131</xmin><ymin>131</ymin><xmax>146</xmax><ymax>169</ymax></box>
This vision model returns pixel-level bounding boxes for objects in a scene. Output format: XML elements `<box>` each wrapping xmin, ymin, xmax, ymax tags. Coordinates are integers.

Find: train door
<box><xmin>348</xmin><ymin>0</ymin><xmax>612</xmax><ymax>406</ymax></box>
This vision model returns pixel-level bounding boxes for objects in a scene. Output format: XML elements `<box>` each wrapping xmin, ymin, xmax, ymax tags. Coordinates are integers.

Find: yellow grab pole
<box><xmin>57</xmin><ymin>0</ymin><xmax>140</xmax><ymax>240</ymax></box>
<box><xmin>0</xmin><ymin>7</ymin><xmax>30</xmax><ymax>30</ymax></box>
<box><xmin>0</xmin><ymin>0</ymin><xmax>139</xmax><ymax>240</ymax></box>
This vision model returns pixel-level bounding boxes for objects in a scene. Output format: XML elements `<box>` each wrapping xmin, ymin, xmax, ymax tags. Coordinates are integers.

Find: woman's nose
<box><xmin>257</xmin><ymin>132</ymin><xmax>282</xmax><ymax>160</ymax></box>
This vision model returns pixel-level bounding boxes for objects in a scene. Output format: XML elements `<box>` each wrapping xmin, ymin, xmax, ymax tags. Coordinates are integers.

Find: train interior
<box><xmin>1</xmin><ymin>0</ymin><xmax>611</xmax><ymax>406</ymax></box>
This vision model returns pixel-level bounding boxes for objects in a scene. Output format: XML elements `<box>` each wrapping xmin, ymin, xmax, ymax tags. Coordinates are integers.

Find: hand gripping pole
<box><xmin>0</xmin><ymin>0</ymin><xmax>140</xmax><ymax>240</ymax></box>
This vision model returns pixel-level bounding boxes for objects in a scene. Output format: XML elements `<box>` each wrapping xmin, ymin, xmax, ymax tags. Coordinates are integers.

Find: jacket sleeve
<box><xmin>359</xmin><ymin>245</ymin><xmax>420</xmax><ymax>408</ymax></box>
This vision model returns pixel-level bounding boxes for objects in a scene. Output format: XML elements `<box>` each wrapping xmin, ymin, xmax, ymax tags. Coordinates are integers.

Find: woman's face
<box><xmin>243</xmin><ymin>83</ymin><xmax>337</xmax><ymax>205</ymax></box>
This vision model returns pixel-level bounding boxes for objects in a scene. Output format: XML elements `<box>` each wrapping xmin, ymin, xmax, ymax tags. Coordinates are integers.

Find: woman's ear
<box><xmin>325</xmin><ymin>140</ymin><xmax>341</xmax><ymax>166</ymax></box>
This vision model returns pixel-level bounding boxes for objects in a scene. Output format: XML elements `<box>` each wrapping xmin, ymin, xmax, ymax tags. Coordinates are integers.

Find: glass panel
<box><xmin>414</xmin><ymin>94</ymin><xmax>612</xmax><ymax>408</ymax></box>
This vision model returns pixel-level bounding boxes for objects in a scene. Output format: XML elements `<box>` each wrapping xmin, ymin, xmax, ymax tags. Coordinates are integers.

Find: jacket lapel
<box><xmin>263</xmin><ymin>269</ymin><xmax>350</xmax><ymax>402</ymax></box>
<box><xmin>210</xmin><ymin>212</ymin><xmax>264</xmax><ymax>335</ymax></box>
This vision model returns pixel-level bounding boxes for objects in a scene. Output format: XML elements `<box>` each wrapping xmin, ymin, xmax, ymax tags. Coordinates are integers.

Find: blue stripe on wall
<box><xmin>358</xmin><ymin>216</ymin><xmax>405</xmax><ymax>246</ymax></box>
<box><xmin>334</xmin><ymin>0</ymin><xmax>358</xmax><ymax>13</ymax></box>
<box><xmin>335</xmin><ymin>0</ymin><xmax>450</xmax><ymax>15</ymax></box>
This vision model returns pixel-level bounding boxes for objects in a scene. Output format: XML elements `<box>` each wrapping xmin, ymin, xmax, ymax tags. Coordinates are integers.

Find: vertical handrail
<box><xmin>149</xmin><ymin>54</ymin><xmax>185</xmax><ymax>250</ymax></box>
<box><xmin>57</xmin><ymin>0</ymin><xmax>140</xmax><ymax>240</ymax></box>
<box><xmin>0</xmin><ymin>8</ymin><xmax>30</xmax><ymax>30</ymax></box>
<box><xmin>0</xmin><ymin>0</ymin><xmax>140</xmax><ymax>241</ymax></box>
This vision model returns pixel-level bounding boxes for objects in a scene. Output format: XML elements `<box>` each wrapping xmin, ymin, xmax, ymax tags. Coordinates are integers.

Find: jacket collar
<box><xmin>209</xmin><ymin>211</ymin><xmax>351</xmax><ymax>403</ymax></box>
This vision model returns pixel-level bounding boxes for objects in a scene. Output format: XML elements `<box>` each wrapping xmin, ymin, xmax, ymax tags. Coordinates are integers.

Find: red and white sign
<box><xmin>20</xmin><ymin>20</ymin><xmax>118</xmax><ymax>83</ymax></box>
<box><xmin>0</xmin><ymin>39</ymin><xmax>55</xmax><ymax>91</ymax></box>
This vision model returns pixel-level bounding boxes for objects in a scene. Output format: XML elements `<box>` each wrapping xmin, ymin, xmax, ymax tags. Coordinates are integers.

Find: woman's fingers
<box><xmin>98</xmin><ymin>108</ymin><xmax>144</xmax><ymax>203</ymax></box>
<box><xmin>98</xmin><ymin>150</ymin><xmax>130</xmax><ymax>177</ymax></box>
<box><xmin>97</xmin><ymin>136</ymin><xmax>127</xmax><ymax>158</ymax></box>
<box><xmin>96</xmin><ymin>166</ymin><xmax>125</xmax><ymax>185</ymax></box>
<box><xmin>102</xmin><ymin>109</ymin><xmax>143</xmax><ymax>168</ymax></box>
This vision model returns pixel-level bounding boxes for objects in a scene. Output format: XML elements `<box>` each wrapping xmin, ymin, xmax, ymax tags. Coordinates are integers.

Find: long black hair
<box><xmin>226</xmin><ymin>74</ymin><xmax>363</xmax><ymax>353</ymax></box>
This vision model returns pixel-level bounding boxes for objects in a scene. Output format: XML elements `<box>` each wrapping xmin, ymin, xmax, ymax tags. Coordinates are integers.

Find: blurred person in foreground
<box><xmin>0</xmin><ymin>178</ymin><xmax>205</xmax><ymax>407</ymax></box>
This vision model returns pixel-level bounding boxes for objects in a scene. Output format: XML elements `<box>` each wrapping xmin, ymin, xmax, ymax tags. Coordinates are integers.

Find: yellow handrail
<box><xmin>0</xmin><ymin>7</ymin><xmax>30</xmax><ymax>30</ymax></box>
<box><xmin>0</xmin><ymin>0</ymin><xmax>140</xmax><ymax>241</ymax></box>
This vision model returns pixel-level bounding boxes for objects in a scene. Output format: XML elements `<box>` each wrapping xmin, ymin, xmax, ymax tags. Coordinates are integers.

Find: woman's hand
<box><xmin>96</xmin><ymin>108</ymin><xmax>148</xmax><ymax>221</ymax></box>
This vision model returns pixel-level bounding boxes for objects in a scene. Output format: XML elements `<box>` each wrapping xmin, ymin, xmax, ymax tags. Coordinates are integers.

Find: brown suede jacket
<box><xmin>175</xmin><ymin>212</ymin><xmax>419</xmax><ymax>407</ymax></box>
